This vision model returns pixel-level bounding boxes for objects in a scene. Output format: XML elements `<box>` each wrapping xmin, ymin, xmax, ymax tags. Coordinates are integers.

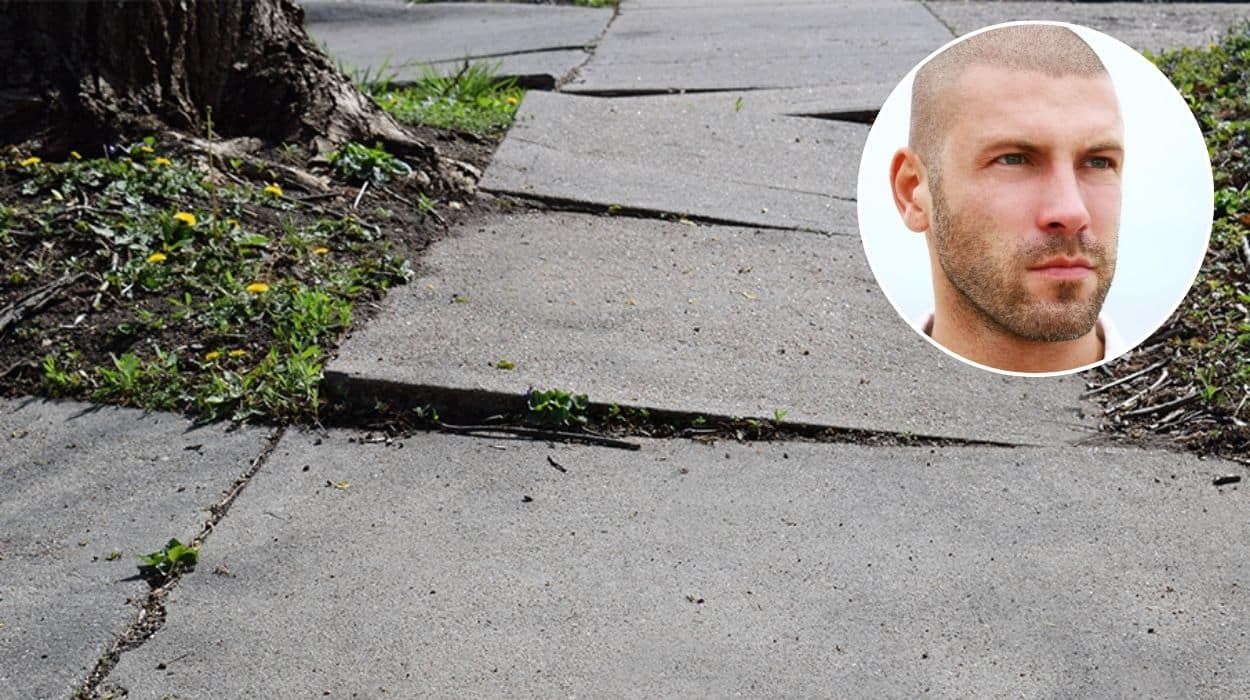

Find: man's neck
<box><xmin>928</xmin><ymin>305</ymin><xmax>1105</xmax><ymax>373</ymax></box>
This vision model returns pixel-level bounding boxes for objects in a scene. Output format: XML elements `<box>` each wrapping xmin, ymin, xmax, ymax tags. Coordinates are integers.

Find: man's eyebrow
<box><xmin>975</xmin><ymin>139</ymin><xmax>1042</xmax><ymax>156</ymax></box>
<box><xmin>973</xmin><ymin>139</ymin><xmax>1125</xmax><ymax>156</ymax></box>
<box><xmin>1085</xmin><ymin>141</ymin><xmax>1124</xmax><ymax>153</ymax></box>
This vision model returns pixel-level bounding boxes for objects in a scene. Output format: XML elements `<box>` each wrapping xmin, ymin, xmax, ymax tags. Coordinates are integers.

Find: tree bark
<box><xmin>0</xmin><ymin>0</ymin><xmax>431</xmax><ymax>159</ymax></box>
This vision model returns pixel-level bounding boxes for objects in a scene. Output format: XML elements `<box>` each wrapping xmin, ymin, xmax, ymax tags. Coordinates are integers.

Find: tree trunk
<box><xmin>0</xmin><ymin>0</ymin><xmax>431</xmax><ymax>159</ymax></box>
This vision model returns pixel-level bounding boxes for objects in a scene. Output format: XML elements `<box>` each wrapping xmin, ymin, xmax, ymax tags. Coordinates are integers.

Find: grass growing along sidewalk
<box><xmin>0</xmin><ymin>135</ymin><xmax>477</xmax><ymax>423</ymax></box>
<box><xmin>360</xmin><ymin>61</ymin><xmax>526</xmax><ymax>138</ymax></box>
<box><xmin>1090</xmin><ymin>24</ymin><xmax>1250</xmax><ymax>461</ymax></box>
<box><xmin>0</xmin><ymin>58</ymin><xmax>521</xmax><ymax>426</ymax></box>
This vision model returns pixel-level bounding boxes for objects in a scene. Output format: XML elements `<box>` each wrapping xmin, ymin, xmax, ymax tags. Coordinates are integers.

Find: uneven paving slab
<box><xmin>326</xmin><ymin>211</ymin><xmax>1094</xmax><ymax>446</ymax></box>
<box><xmin>568</xmin><ymin>0</ymin><xmax>953</xmax><ymax>94</ymax></box>
<box><xmin>421</xmin><ymin>49</ymin><xmax>592</xmax><ymax>87</ymax></box>
<box><xmin>676</xmin><ymin>83</ymin><xmax>889</xmax><ymax>119</ymax></box>
<box><xmin>303</xmin><ymin>0</ymin><xmax>609</xmax><ymax>82</ymax></box>
<box><xmin>108</xmin><ymin>430</ymin><xmax>1250</xmax><ymax>698</ymax></box>
<box><xmin>482</xmin><ymin>91</ymin><xmax>863</xmax><ymax>233</ymax></box>
<box><xmin>0</xmin><ymin>398</ymin><xmax>270</xmax><ymax>700</ymax></box>
<box><xmin>925</xmin><ymin>1</ymin><xmax>1250</xmax><ymax>53</ymax></box>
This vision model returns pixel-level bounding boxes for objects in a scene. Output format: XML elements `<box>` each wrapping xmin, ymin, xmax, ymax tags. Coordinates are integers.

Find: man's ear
<box><xmin>889</xmin><ymin>147</ymin><xmax>931</xmax><ymax>233</ymax></box>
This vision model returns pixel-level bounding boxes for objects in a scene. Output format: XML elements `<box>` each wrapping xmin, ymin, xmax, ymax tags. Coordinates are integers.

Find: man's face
<box><xmin>927</xmin><ymin>64</ymin><xmax>1123</xmax><ymax>342</ymax></box>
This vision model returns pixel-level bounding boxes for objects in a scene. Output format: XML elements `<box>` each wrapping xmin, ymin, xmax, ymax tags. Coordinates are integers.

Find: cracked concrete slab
<box><xmin>326</xmin><ymin>210</ymin><xmax>1094</xmax><ymax>445</ymax></box>
<box><xmin>568</xmin><ymin>0</ymin><xmax>953</xmax><ymax>94</ymax></box>
<box><xmin>924</xmin><ymin>1</ymin><xmax>1250</xmax><ymax>53</ymax></box>
<box><xmin>481</xmin><ymin>91</ymin><xmax>863</xmax><ymax>234</ymax></box>
<box><xmin>0</xmin><ymin>398</ymin><xmax>270</xmax><ymax>700</ymax></box>
<box><xmin>107</xmin><ymin>429</ymin><xmax>1250</xmax><ymax>697</ymax></box>
<box><xmin>421</xmin><ymin>49</ymin><xmax>593</xmax><ymax>87</ymax></box>
<box><xmin>676</xmin><ymin>84</ymin><xmax>887</xmax><ymax>119</ymax></box>
<box><xmin>303</xmin><ymin>0</ymin><xmax>611</xmax><ymax>83</ymax></box>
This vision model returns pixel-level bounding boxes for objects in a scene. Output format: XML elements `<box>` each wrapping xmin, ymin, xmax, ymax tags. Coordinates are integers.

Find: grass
<box><xmin>0</xmin><ymin>139</ymin><xmax>415</xmax><ymax>422</ymax></box>
<box><xmin>1093</xmin><ymin>25</ymin><xmax>1250</xmax><ymax>454</ymax></box>
<box><xmin>363</xmin><ymin>62</ymin><xmax>525</xmax><ymax>137</ymax></box>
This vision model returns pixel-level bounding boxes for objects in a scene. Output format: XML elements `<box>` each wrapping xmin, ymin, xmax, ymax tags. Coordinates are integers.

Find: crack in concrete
<box><xmin>722</xmin><ymin>176</ymin><xmax>856</xmax><ymax>201</ymax></box>
<box><xmin>73</xmin><ymin>427</ymin><xmax>287</xmax><ymax>700</ymax></box>
<box><xmin>558</xmin><ymin>1</ymin><xmax>624</xmax><ymax>89</ymax></box>
<box><xmin>789</xmin><ymin>109</ymin><xmax>879</xmax><ymax>125</ymax></box>
<box><xmin>479</xmin><ymin>188</ymin><xmax>844</xmax><ymax>235</ymax></box>
<box><xmin>561</xmin><ymin>86</ymin><xmax>778</xmax><ymax>98</ymax></box>
<box><xmin>919</xmin><ymin>0</ymin><xmax>959</xmax><ymax>38</ymax></box>
<box><xmin>417</xmin><ymin>44</ymin><xmax>594</xmax><ymax>65</ymax></box>
<box><xmin>534</xmin><ymin>85</ymin><xmax>881</xmax><ymax>126</ymax></box>
<box><xmin>321</xmin><ymin>375</ymin><xmax>1028</xmax><ymax>450</ymax></box>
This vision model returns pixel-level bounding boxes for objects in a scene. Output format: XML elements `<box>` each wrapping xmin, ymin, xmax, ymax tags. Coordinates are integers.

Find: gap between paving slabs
<box><xmin>73</xmin><ymin>428</ymin><xmax>286</xmax><ymax>700</ymax></box>
<box><xmin>322</xmin><ymin>375</ymin><xmax>1025</xmax><ymax>451</ymax></box>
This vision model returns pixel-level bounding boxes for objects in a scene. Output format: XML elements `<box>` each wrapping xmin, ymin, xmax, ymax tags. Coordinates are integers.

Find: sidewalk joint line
<box><xmin>321</xmin><ymin>375</ymin><xmax>1031</xmax><ymax>451</ymax></box>
<box><xmin>788</xmin><ymin>109</ymin><xmax>879</xmax><ymax>125</ymax></box>
<box><xmin>560</xmin><ymin>86</ymin><xmax>776</xmax><ymax>98</ymax></box>
<box><xmin>409</xmin><ymin>45</ymin><xmax>593</xmax><ymax>64</ymax></box>
<box><xmin>919</xmin><ymin>0</ymin><xmax>958</xmax><ymax>38</ymax></box>
<box><xmin>73</xmin><ymin>427</ymin><xmax>287</xmax><ymax>700</ymax></box>
<box><xmin>558</xmin><ymin>0</ymin><xmax>623</xmax><ymax>89</ymax></box>
<box><xmin>481</xmin><ymin>189</ymin><xmax>851</xmax><ymax>236</ymax></box>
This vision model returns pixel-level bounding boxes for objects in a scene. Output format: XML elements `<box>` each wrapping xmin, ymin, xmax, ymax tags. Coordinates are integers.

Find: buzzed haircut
<box><xmin>909</xmin><ymin>25</ymin><xmax>1110</xmax><ymax>170</ymax></box>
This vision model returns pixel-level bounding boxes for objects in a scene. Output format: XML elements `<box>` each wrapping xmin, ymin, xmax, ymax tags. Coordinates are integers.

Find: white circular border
<box><xmin>855</xmin><ymin>21</ymin><xmax>1214</xmax><ymax>378</ymax></box>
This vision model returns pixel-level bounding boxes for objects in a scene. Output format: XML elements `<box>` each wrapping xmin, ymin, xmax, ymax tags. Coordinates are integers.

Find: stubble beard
<box><xmin>929</xmin><ymin>173</ymin><xmax>1117</xmax><ymax>343</ymax></box>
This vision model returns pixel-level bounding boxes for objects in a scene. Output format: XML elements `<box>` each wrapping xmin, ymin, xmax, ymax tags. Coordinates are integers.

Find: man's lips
<box><xmin>1028</xmin><ymin>257</ymin><xmax>1094</xmax><ymax>280</ymax></box>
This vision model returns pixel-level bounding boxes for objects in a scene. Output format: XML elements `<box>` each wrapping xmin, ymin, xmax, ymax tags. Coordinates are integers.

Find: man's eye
<box><xmin>995</xmin><ymin>153</ymin><xmax>1027</xmax><ymax>165</ymax></box>
<box><xmin>1086</xmin><ymin>156</ymin><xmax>1114</xmax><ymax>169</ymax></box>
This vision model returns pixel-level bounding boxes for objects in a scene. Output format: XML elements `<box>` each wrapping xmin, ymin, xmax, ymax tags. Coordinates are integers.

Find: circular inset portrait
<box><xmin>856</xmin><ymin>21</ymin><xmax>1213</xmax><ymax>377</ymax></box>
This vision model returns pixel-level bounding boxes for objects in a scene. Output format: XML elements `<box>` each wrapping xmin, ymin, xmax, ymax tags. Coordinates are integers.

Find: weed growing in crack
<box><xmin>526</xmin><ymin>387</ymin><xmax>589</xmax><ymax>427</ymax></box>
<box><xmin>137</xmin><ymin>538</ymin><xmax>198</xmax><ymax>584</ymax></box>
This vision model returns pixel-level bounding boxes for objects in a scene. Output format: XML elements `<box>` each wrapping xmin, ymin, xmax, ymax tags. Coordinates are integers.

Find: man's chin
<box><xmin>998</xmin><ymin>300</ymin><xmax>1102</xmax><ymax>343</ymax></box>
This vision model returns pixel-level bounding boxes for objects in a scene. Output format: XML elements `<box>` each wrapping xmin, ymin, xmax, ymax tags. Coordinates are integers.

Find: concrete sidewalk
<box><xmin>11</xmin><ymin>1</ymin><xmax>1250</xmax><ymax>698</ymax></box>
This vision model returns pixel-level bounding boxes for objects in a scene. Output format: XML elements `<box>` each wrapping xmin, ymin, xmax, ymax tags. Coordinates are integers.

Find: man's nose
<box><xmin>1036</xmin><ymin>167</ymin><xmax>1091</xmax><ymax>235</ymax></box>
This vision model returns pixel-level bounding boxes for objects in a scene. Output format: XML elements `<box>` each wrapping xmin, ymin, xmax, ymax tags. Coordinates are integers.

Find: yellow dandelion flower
<box><xmin>173</xmin><ymin>212</ymin><xmax>197</xmax><ymax>227</ymax></box>
<box><xmin>228</xmin><ymin>349</ymin><xmax>248</xmax><ymax>358</ymax></box>
<box><xmin>313</xmin><ymin>247</ymin><xmax>330</xmax><ymax>255</ymax></box>
<box><xmin>263</xmin><ymin>183</ymin><xmax>283</xmax><ymax>197</ymax></box>
<box><xmin>146</xmin><ymin>252</ymin><xmax>167</xmax><ymax>264</ymax></box>
<box><xmin>69</xmin><ymin>151</ymin><xmax>82</xmax><ymax>160</ymax></box>
<box><xmin>246</xmin><ymin>282</ymin><xmax>270</xmax><ymax>294</ymax></box>
<box><xmin>506</xmin><ymin>96</ymin><xmax>519</xmax><ymax>106</ymax></box>
<box><xmin>204</xmin><ymin>351</ymin><xmax>221</xmax><ymax>362</ymax></box>
<box><xmin>18</xmin><ymin>157</ymin><xmax>41</xmax><ymax>167</ymax></box>
<box><xmin>153</xmin><ymin>157</ymin><xmax>172</xmax><ymax>167</ymax></box>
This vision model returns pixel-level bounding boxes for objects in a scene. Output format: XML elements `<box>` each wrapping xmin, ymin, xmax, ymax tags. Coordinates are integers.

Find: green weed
<box><xmin>137</xmin><ymin>538</ymin><xmax>198</xmax><ymax>581</ymax></box>
<box><xmin>1116</xmin><ymin>24</ymin><xmax>1250</xmax><ymax>443</ymax></box>
<box><xmin>327</xmin><ymin>142</ymin><xmax>412</xmax><ymax>184</ymax></box>
<box><xmin>3</xmin><ymin>140</ymin><xmax>414</xmax><ymax>424</ymax></box>
<box><xmin>526</xmin><ymin>387</ymin><xmax>589</xmax><ymax>427</ymax></box>
<box><xmin>41</xmin><ymin>353</ymin><xmax>83</xmax><ymax>396</ymax></box>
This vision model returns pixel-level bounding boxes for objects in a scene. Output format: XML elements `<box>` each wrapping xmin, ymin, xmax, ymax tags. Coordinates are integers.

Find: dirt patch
<box><xmin>0</xmin><ymin>124</ymin><xmax>499</xmax><ymax>421</ymax></box>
